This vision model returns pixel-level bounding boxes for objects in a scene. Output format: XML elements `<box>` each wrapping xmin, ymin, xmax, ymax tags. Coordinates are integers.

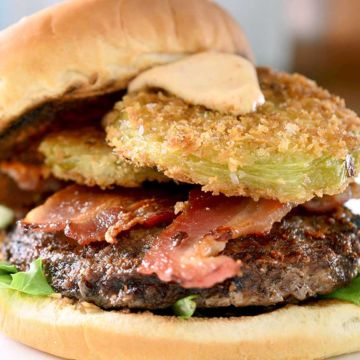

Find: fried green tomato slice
<box><xmin>39</xmin><ymin>128</ymin><xmax>167</xmax><ymax>188</ymax></box>
<box><xmin>105</xmin><ymin>68</ymin><xmax>360</xmax><ymax>203</ymax></box>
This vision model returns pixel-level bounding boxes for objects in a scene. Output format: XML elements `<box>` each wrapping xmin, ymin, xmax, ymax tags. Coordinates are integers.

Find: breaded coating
<box><xmin>105</xmin><ymin>68</ymin><xmax>360</xmax><ymax>203</ymax></box>
<box><xmin>39</xmin><ymin>128</ymin><xmax>167</xmax><ymax>189</ymax></box>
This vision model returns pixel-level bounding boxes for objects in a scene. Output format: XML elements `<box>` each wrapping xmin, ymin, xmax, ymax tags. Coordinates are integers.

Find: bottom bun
<box><xmin>0</xmin><ymin>289</ymin><xmax>359</xmax><ymax>360</ymax></box>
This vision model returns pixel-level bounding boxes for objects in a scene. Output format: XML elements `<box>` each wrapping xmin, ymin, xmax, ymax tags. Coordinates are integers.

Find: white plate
<box><xmin>0</xmin><ymin>332</ymin><xmax>59</xmax><ymax>359</ymax></box>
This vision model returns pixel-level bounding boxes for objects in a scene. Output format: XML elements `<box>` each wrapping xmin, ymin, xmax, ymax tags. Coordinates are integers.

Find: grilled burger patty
<box><xmin>4</xmin><ymin>207</ymin><xmax>360</xmax><ymax>310</ymax></box>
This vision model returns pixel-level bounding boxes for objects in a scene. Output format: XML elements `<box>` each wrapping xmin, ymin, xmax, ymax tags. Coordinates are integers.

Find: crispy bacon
<box><xmin>23</xmin><ymin>185</ymin><xmax>180</xmax><ymax>245</ymax></box>
<box><xmin>139</xmin><ymin>189</ymin><xmax>292</xmax><ymax>288</ymax></box>
<box><xmin>303</xmin><ymin>183</ymin><xmax>360</xmax><ymax>213</ymax></box>
<box><xmin>0</xmin><ymin>161</ymin><xmax>50</xmax><ymax>191</ymax></box>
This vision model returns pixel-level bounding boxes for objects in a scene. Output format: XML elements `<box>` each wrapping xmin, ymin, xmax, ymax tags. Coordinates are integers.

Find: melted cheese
<box><xmin>129</xmin><ymin>52</ymin><xmax>265</xmax><ymax>115</ymax></box>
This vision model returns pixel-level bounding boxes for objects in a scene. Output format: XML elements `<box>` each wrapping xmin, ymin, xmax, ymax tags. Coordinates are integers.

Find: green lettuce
<box><xmin>0</xmin><ymin>205</ymin><xmax>14</xmax><ymax>229</ymax></box>
<box><xmin>324</xmin><ymin>275</ymin><xmax>360</xmax><ymax>305</ymax></box>
<box><xmin>0</xmin><ymin>263</ymin><xmax>17</xmax><ymax>275</ymax></box>
<box><xmin>172</xmin><ymin>295</ymin><xmax>198</xmax><ymax>319</ymax></box>
<box><xmin>0</xmin><ymin>259</ymin><xmax>54</xmax><ymax>296</ymax></box>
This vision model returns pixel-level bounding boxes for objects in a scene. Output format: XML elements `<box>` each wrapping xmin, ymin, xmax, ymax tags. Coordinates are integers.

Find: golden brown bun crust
<box><xmin>0</xmin><ymin>0</ymin><xmax>252</xmax><ymax>133</ymax></box>
<box><xmin>0</xmin><ymin>289</ymin><xmax>359</xmax><ymax>360</ymax></box>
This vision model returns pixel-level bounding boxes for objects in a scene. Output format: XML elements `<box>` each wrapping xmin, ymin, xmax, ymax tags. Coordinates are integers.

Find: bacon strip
<box><xmin>302</xmin><ymin>183</ymin><xmax>360</xmax><ymax>213</ymax></box>
<box><xmin>24</xmin><ymin>185</ymin><xmax>180</xmax><ymax>245</ymax></box>
<box><xmin>139</xmin><ymin>189</ymin><xmax>292</xmax><ymax>288</ymax></box>
<box><xmin>0</xmin><ymin>161</ymin><xmax>50</xmax><ymax>191</ymax></box>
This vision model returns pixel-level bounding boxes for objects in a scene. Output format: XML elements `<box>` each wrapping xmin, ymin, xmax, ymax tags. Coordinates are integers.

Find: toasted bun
<box><xmin>0</xmin><ymin>289</ymin><xmax>359</xmax><ymax>360</ymax></box>
<box><xmin>0</xmin><ymin>0</ymin><xmax>252</xmax><ymax>133</ymax></box>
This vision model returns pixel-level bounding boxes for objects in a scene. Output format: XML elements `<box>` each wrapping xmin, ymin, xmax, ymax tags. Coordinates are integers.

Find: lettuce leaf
<box><xmin>0</xmin><ymin>263</ymin><xmax>18</xmax><ymax>275</ymax></box>
<box><xmin>172</xmin><ymin>295</ymin><xmax>198</xmax><ymax>319</ymax></box>
<box><xmin>0</xmin><ymin>205</ymin><xmax>14</xmax><ymax>229</ymax></box>
<box><xmin>0</xmin><ymin>259</ymin><xmax>54</xmax><ymax>296</ymax></box>
<box><xmin>0</xmin><ymin>274</ymin><xmax>12</xmax><ymax>285</ymax></box>
<box><xmin>324</xmin><ymin>275</ymin><xmax>360</xmax><ymax>305</ymax></box>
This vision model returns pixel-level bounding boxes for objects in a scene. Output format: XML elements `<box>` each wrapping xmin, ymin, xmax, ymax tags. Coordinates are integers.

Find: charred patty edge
<box><xmin>3</xmin><ymin>207</ymin><xmax>360</xmax><ymax>310</ymax></box>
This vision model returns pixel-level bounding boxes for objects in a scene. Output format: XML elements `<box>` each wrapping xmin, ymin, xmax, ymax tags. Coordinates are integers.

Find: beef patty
<box><xmin>3</xmin><ymin>207</ymin><xmax>360</xmax><ymax>310</ymax></box>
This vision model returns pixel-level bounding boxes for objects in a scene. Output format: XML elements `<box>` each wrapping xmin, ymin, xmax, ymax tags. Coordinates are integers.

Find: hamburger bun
<box><xmin>0</xmin><ymin>289</ymin><xmax>359</xmax><ymax>360</ymax></box>
<box><xmin>0</xmin><ymin>0</ymin><xmax>252</xmax><ymax>133</ymax></box>
<box><xmin>0</xmin><ymin>1</ymin><xmax>359</xmax><ymax>360</ymax></box>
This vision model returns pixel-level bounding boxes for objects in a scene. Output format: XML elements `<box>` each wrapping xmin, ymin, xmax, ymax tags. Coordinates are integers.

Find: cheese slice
<box><xmin>129</xmin><ymin>52</ymin><xmax>265</xmax><ymax>115</ymax></box>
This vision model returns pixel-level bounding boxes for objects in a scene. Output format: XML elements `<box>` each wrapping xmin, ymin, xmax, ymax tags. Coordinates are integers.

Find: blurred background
<box><xmin>0</xmin><ymin>0</ymin><xmax>359</xmax><ymax>113</ymax></box>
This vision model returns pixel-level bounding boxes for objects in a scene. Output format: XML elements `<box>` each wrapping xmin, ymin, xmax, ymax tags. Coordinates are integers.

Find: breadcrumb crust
<box><xmin>40</xmin><ymin>128</ymin><xmax>166</xmax><ymax>188</ymax></box>
<box><xmin>105</xmin><ymin>68</ymin><xmax>360</xmax><ymax>202</ymax></box>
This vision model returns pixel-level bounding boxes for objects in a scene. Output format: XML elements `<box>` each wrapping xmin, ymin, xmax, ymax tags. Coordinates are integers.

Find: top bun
<box><xmin>0</xmin><ymin>0</ymin><xmax>252</xmax><ymax>133</ymax></box>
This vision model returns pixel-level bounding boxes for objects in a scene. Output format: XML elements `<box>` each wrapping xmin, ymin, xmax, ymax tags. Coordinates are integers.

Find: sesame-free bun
<box><xmin>0</xmin><ymin>289</ymin><xmax>359</xmax><ymax>360</ymax></box>
<box><xmin>0</xmin><ymin>0</ymin><xmax>252</xmax><ymax>134</ymax></box>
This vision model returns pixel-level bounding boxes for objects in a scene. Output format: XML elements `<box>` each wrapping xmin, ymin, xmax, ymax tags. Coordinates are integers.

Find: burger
<box><xmin>0</xmin><ymin>0</ymin><xmax>359</xmax><ymax>359</ymax></box>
